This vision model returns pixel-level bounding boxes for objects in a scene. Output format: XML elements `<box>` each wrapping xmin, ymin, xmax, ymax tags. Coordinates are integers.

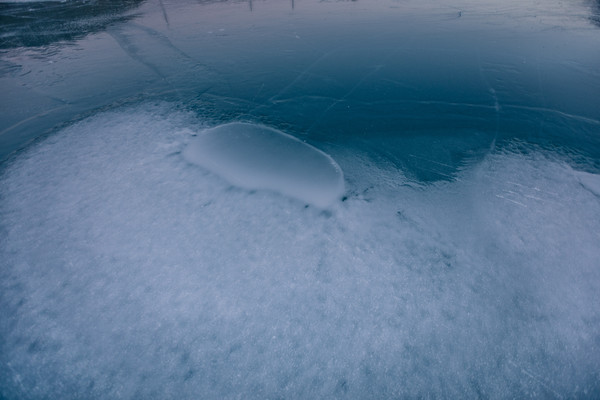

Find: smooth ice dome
<box><xmin>183</xmin><ymin>122</ymin><xmax>344</xmax><ymax>208</ymax></box>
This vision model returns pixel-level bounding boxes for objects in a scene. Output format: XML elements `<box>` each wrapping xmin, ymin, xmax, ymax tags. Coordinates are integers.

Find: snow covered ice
<box><xmin>1</xmin><ymin>0</ymin><xmax>600</xmax><ymax>398</ymax></box>
<box><xmin>1</xmin><ymin>105</ymin><xmax>599</xmax><ymax>399</ymax></box>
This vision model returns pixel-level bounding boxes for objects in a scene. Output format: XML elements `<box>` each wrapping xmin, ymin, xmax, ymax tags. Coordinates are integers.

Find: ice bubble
<box><xmin>182</xmin><ymin>122</ymin><xmax>344</xmax><ymax>208</ymax></box>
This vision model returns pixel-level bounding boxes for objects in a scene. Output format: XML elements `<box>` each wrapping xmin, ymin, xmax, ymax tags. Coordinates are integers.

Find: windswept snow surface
<box><xmin>1</xmin><ymin>104</ymin><xmax>599</xmax><ymax>399</ymax></box>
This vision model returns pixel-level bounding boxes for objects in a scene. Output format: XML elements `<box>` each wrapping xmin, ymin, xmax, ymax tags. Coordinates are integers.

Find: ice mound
<box><xmin>183</xmin><ymin>122</ymin><xmax>344</xmax><ymax>208</ymax></box>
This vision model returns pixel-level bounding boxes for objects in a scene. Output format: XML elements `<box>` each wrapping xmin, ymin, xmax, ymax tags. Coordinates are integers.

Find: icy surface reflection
<box><xmin>1</xmin><ymin>0</ymin><xmax>599</xmax><ymax>398</ymax></box>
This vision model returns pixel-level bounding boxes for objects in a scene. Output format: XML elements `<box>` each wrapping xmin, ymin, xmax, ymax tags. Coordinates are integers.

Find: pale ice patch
<box><xmin>183</xmin><ymin>122</ymin><xmax>344</xmax><ymax>208</ymax></box>
<box><xmin>0</xmin><ymin>104</ymin><xmax>599</xmax><ymax>399</ymax></box>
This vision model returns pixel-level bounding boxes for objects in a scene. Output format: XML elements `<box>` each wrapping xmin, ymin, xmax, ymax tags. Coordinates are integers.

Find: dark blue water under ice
<box><xmin>1</xmin><ymin>0</ymin><xmax>600</xmax><ymax>398</ymax></box>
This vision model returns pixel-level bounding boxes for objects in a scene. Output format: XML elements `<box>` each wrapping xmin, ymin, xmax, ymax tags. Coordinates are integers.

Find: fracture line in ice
<box><xmin>495</xmin><ymin>194</ymin><xmax>527</xmax><ymax>207</ymax></box>
<box><xmin>157</xmin><ymin>0</ymin><xmax>170</xmax><ymax>28</ymax></box>
<box><xmin>478</xmin><ymin>57</ymin><xmax>500</xmax><ymax>153</ymax></box>
<box><xmin>0</xmin><ymin>104</ymin><xmax>70</xmax><ymax>138</ymax></box>
<box><xmin>242</xmin><ymin>49</ymin><xmax>339</xmax><ymax>118</ymax></box>
<box><xmin>507</xmin><ymin>360</ymin><xmax>564</xmax><ymax>399</ymax></box>
<box><xmin>128</xmin><ymin>23</ymin><xmax>202</xmax><ymax>68</ymax></box>
<box><xmin>108</xmin><ymin>28</ymin><xmax>167</xmax><ymax>80</ymax></box>
<box><xmin>503</xmin><ymin>105</ymin><xmax>600</xmax><ymax>125</ymax></box>
<box><xmin>306</xmin><ymin>50</ymin><xmax>398</xmax><ymax>135</ymax></box>
<box><xmin>107</xmin><ymin>23</ymin><xmax>218</xmax><ymax>100</ymax></box>
<box><xmin>268</xmin><ymin>50</ymin><xmax>333</xmax><ymax>104</ymax></box>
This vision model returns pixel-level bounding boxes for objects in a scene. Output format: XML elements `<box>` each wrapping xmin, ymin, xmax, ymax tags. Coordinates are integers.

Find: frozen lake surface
<box><xmin>1</xmin><ymin>0</ymin><xmax>599</xmax><ymax>398</ymax></box>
